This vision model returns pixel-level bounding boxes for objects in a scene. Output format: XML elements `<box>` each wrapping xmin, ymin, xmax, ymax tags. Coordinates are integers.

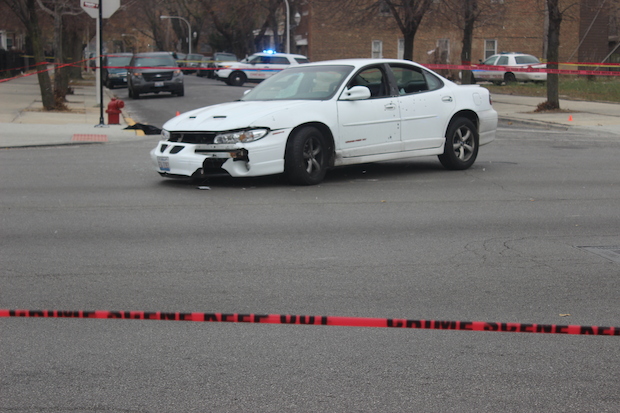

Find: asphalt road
<box><xmin>1</xmin><ymin>76</ymin><xmax>619</xmax><ymax>412</ymax></box>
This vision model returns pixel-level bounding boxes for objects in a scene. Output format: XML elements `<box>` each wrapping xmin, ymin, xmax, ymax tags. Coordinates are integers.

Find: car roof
<box><xmin>299</xmin><ymin>58</ymin><xmax>426</xmax><ymax>70</ymax></box>
<box><xmin>133</xmin><ymin>52</ymin><xmax>175</xmax><ymax>58</ymax></box>
<box><xmin>251</xmin><ymin>52</ymin><xmax>308</xmax><ymax>58</ymax></box>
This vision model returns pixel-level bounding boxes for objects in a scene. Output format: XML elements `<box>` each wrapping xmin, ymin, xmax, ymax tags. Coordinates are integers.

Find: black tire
<box><xmin>128</xmin><ymin>86</ymin><xmax>133</xmax><ymax>99</ymax></box>
<box><xmin>438</xmin><ymin>118</ymin><xmax>479</xmax><ymax>170</ymax></box>
<box><xmin>176</xmin><ymin>88</ymin><xmax>185</xmax><ymax>97</ymax></box>
<box><xmin>227</xmin><ymin>71</ymin><xmax>246</xmax><ymax>87</ymax></box>
<box><xmin>504</xmin><ymin>72</ymin><xmax>517</xmax><ymax>83</ymax></box>
<box><xmin>285</xmin><ymin>126</ymin><xmax>328</xmax><ymax>185</ymax></box>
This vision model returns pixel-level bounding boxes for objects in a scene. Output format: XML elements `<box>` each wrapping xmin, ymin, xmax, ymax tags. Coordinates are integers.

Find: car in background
<box><xmin>127</xmin><ymin>52</ymin><xmax>184</xmax><ymax>99</ymax></box>
<box><xmin>151</xmin><ymin>58</ymin><xmax>497</xmax><ymax>185</ymax></box>
<box><xmin>214</xmin><ymin>52</ymin><xmax>309</xmax><ymax>86</ymax></box>
<box><xmin>182</xmin><ymin>53</ymin><xmax>205</xmax><ymax>74</ymax></box>
<box><xmin>473</xmin><ymin>52</ymin><xmax>547</xmax><ymax>84</ymax></box>
<box><xmin>197</xmin><ymin>52</ymin><xmax>238</xmax><ymax>78</ymax></box>
<box><xmin>173</xmin><ymin>52</ymin><xmax>187</xmax><ymax>70</ymax></box>
<box><xmin>102</xmin><ymin>53</ymin><xmax>132</xmax><ymax>89</ymax></box>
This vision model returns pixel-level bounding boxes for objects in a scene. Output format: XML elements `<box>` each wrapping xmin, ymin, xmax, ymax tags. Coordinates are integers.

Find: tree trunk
<box><xmin>545</xmin><ymin>0</ymin><xmax>562</xmax><ymax>109</ymax></box>
<box><xmin>402</xmin><ymin>33</ymin><xmax>414</xmax><ymax>61</ymax></box>
<box><xmin>24</xmin><ymin>0</ymin><xmax>54</xmax><ymax>109</ymax></box>
<box><xmin>51</xmin><ymin>7</ymin><xmax>68</xmax><ymax>110</ymax></box>
<box><xmin>460</xmin><ymin>0</ymin><xmax>477</xmax><ymax>84</ymax></box>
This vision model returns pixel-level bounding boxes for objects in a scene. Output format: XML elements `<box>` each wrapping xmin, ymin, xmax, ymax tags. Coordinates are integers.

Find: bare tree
<box><xmin>436</xmin><ymin>0</ymin><xmax>508</xmax><ymax>84</ymax></box>
<box><xmin>539</xmin><ymin>0</ymin><xmax>579</xmax><ymax>110</ymax></box>
<box><xmin>383</xmin><ymin>0</ymin><xmax>433</xmax><ymax>60</ymax></box>
<box><xmin>312</xmin><ymin>0</ymin><xmax>433</xmax><ymax>61</ymax></box>
<box><xmin>36</xmin><ymin>0</ymin><xmax>84</xmax><ymax>109</ymax></box>
<box><xmin>2</xmin><ymin>0</ymin><xmax>55</xmax><ymax>109</ymax></box>
<box><xmin>198</xmin><ymin>0</ymin><xmax>282</xmax><ymax>57</ymax></box>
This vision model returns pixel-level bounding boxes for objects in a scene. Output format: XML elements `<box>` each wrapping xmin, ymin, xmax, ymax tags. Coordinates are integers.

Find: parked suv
<box><xmin>214</xmin><ymin>52</ymin><xmax>309</xmax><ymax>86</ymax></box>
<box><xmin>127</xmin><ymin>52</ymin><xmax>184</xmax><ymax>99</ymax></box>
<box><xmin>473</xmin><ymin>52</ymin><xmax>547</xmax><ymax>84</ymax></box>
<box><xmin>102</xmin><ymin>53</ymin><xmax>132</xmax><ymax>89</ymax></box>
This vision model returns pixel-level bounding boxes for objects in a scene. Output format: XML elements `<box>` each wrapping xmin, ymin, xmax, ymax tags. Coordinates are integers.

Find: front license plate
<box><xmin>157</xmin><ymin>156</ymin><xmax>170</xmax><ymax>171</ymax></box>
<box><xmin>154</xmin><ymin>81</ymin><xmax>164</xmax><ymax>87</ymax></box>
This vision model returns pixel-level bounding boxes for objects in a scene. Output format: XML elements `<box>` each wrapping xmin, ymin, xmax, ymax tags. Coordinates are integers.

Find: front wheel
<box><xmin>438</xmin><ymin>118</ymin><xmax>479</xmax><ymax>170</ymax></box>
<box><xmin>285</xmin><ymin>127</ymin><xmax>328</xmax><ymax>185</ymax></box>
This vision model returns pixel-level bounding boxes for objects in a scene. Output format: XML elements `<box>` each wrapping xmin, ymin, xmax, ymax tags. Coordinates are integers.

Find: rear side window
<box><xmin>270</xmin><ymin>57</ymin><xmax>290</xmax><ymax>65</ymax></box>
<box><xmin>295</xmin><ymin>58</ymin><xmax>310</xmax><ymax>64</ymax></box>
<box><xmin>389</xmin><ymin>64</ymin><xmax>442</xmax><ymax>95</ymax></box>
<box><xmin>515</xmin><ymin>55</ymin><xmax>540</xmax><ymax>64</ymax></box>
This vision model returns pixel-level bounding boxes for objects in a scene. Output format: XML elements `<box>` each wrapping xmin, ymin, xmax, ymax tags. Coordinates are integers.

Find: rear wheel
<box><xmin>227</xmin><ymin>71</ymin><xmax>246</xmax><ymax>86</ymax></box>
<box><xmin>285</xmin><ymin>126</ymin><xmax>328</xmax><ymax>185</ymax></box>
<box><xmin>504</xmin><ymin>72</ymin><xmax>517</xmax><ymax>83</ymax></box>
<box><xmin>438</xmin><ymin>118</ymin><xmax>479</xmax><ymax>170</ymax></box>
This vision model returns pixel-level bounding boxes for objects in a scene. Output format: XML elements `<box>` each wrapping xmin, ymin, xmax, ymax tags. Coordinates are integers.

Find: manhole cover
<box><xmin>577</xmin><ymin>246</ymin><xmax>620</xmax><ymax>263</ymax></box>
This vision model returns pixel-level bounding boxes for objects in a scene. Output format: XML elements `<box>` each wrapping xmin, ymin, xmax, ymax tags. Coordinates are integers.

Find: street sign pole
<box><xmin>81</xmin><ymin>0</ymin><xmax>120</xmax><ymax>127</ymax></box>
<box><xmin>95</xmin><ymin>0</ymin><xmax>106</xmax><ymax>127</ymax></box>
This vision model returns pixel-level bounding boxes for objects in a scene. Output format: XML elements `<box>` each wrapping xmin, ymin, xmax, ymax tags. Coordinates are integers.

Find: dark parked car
<box><xmin>127</xmin><ymin>52</ymin><xmax>184</xmax><ymax>99</ymax></box>
<box><xmin>182</xmin><ymin>53</ymin><xmax>205</xmax><ymax>74</ymax></box>
<box><xmin>197</xmin><ymin>52</ymin><xmax>238</xmax><ymax>78</ymax></box>
<box><xmin>102</xmin><ymin>53</ymin><xmax>132</xmax><ymax>89</ymax></box>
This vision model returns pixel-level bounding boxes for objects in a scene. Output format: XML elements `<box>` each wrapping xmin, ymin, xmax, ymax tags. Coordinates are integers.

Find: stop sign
<box><xmin>81</xmin><ymin>0</ymin><xmax>120</xmax><ymax>19</ymax></box>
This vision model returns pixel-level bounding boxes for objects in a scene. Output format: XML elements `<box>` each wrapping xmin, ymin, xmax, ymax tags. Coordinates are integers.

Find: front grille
<box><xmin>169</xmin><ymin>132</ymin><xmax>216</xmax><ymax>144</ymax></box>
<box><xmin>143</xmin><ymin>71</ymin><xmax>174</xmax><ymax>82</ymax></box>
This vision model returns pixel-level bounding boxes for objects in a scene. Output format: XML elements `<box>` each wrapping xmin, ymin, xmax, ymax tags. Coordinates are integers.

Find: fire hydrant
<box><xmin>106</xmin><ymin>98</ymin><xmax>125</xmax><ymax>125</ymax></box>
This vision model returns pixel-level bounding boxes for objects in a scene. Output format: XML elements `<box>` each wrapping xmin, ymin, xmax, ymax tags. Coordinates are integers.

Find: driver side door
<box><xmin>336</xmin><ymin>65</ymin><xmax>401</xmax><ymax>157</ymax></box>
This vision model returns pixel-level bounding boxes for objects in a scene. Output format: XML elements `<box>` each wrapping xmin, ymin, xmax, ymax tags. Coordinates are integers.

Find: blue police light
<box><xmin>262</xmin><ymin>49</ymin><xmax>276</xmax><ymax>54</ymax></box>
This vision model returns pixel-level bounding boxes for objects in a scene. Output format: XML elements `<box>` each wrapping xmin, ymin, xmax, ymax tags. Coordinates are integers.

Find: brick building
<box><xmin>293</xmin><ymin>0</ymin><xmax>620</xmax><ymax>69</ymax></box>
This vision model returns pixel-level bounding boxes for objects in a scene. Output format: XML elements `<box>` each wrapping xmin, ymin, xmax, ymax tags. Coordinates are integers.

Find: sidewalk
<box><xmin>491</xmin><ymin>94</ymin><xmax>620</xmax><ymax>136</ymax></box>
<box><xmin>0</xmin><ymin>71</ymin><xmax>140</xmax><ymax>148</ymax></box>
<box><xmin>1</xmin><ymin>72</ymin><xmax>619</xmax><ymax>149</ymax></box>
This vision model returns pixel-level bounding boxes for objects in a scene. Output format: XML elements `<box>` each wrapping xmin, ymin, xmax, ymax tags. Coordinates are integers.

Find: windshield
<box><xmin>107</xmin><ymin>56</ymin><xmax>132</xmax><ymax>66</ymax></box>
<box><xmin>242</xmin><ymin>65</ymin><xmax>354</xmax><ymax>101</ymax></box>
<box><xmin>135</xmin><ymin>56</ymin><xmax>176</xmax><ymax>67</ymax></box>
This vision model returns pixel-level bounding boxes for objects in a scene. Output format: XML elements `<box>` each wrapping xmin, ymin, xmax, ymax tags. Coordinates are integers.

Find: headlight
<box><xmin>161</xmin><ymin>129</ymin><xmax>170</xmax><ymax>140</ymax></box>
<box><xmin>214</xmin><ymin>128</ymin><xmax>269</xmax><ymax>144</ymax></box>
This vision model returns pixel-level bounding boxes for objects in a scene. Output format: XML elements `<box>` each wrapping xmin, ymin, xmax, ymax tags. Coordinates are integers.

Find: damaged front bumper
<box><xmin>149</xmin><ymin>132</ymin><xmax>290</xmax><ymax>179</ymax></box>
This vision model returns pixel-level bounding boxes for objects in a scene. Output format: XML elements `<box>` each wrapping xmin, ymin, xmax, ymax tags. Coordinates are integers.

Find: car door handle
<box><xmin>442</xmin><ymin>96</ymin><xmax>453</xmax><ymax>103</ymax></box>
<box><xmin>385</xmin><ymin>103</ymin><xmax>397</xmax><ymax>110</ymax></box>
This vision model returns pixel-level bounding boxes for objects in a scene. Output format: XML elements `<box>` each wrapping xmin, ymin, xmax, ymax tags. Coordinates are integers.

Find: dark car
<box><xmin>102</xmin><ymin>53</ymin><xmax>132</xmax><ymax>89</ymax></box>
<box><xmin>182</xmin><ymin>53</ymin><xmax>205</xmax><ymax>74</ymax></box>
<box><xmin>197</xmin><ymin>52</ymin><xmax>238</xmax><ymax>78</ymax></box>
<box><xmin>127</xmin><ymin>52</ymin><xmax>184</xmax><ymax>99</ymax></box>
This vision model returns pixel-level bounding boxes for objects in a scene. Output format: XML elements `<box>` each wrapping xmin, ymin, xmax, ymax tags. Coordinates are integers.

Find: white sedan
<box><xmin>473</xmin><ymin>53</ymin><xmax>547</xmax><ymax>84</ymax></box>
<box><xmin>151</xmin><ymin>59</ymin><xmax>498</xmax><ymax>185</ymax></box>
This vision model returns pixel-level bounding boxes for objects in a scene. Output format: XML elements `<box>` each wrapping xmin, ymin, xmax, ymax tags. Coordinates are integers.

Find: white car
<box><xmin>151</xmin><ymin>59</ymin><xmax>498</xmax><ymax>185</ymax></box>
<box><xmin>473</xmin><ymin>53</ymin><xmax>547</xmax><ymax>84</ymax></box>
<box><xmin>214</xmin><ymin>52</ymin><xmax>310</xmax><ymax>86</ymax></box>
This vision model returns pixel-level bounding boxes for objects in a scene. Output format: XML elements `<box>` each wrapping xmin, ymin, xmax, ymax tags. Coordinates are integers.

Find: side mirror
<box><xmin>340</xmin><ymin>86</ymin><xmax>371</xmax><ymax>101</ymax></box>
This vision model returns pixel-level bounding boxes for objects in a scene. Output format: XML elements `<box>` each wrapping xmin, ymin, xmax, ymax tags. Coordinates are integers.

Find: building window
<box><xmin>372</xmin><ymin>40</ymin><xmax>383</xmax><ymax>58</ymax></box>
<box><xmin>437</xmin><ymin>39</ymin><xmax>449</xmax><ymax>63</ymax></box>
<box><xmin>398</xmin><ymin>38</ymin><xmax>404</xmax><ymax>59</ymax></box>
<box><xmin>484</xmin><ymin>39</ymin><xmax>497</xmax><ymax>59</ymax></box>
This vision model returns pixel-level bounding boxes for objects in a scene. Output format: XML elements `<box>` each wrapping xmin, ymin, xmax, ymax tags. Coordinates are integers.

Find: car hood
<box><xmin>162</xmin><ymin>100</ymin><xmax>322</xmax><ymax>132</ymax></box>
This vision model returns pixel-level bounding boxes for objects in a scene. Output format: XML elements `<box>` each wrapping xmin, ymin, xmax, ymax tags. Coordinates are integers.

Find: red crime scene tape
<box><xmin>1</xmin><ymin>309</ymin><xmax>618</xmax><ymax>336</ymax></box>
